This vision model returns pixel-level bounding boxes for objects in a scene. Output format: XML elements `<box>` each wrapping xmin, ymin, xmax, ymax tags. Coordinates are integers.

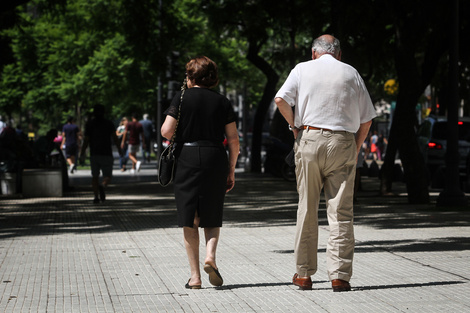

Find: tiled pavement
<box><xmin>1</xmin><ymin>163</ymin><xmax>469</xmax><ymax>312</ymax></box>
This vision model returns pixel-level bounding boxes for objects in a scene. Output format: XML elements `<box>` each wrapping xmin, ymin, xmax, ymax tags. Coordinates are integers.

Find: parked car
<box><xmin>417</xmin><ymin>115</ymin><xmax>470</xmax><ymax>187</ymax></box>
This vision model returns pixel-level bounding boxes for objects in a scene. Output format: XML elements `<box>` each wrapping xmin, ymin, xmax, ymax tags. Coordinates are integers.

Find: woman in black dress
<box><xmin>161</xmin><ymin>56</ymin><xmax>239</xmax><ymax>289</ymax></box>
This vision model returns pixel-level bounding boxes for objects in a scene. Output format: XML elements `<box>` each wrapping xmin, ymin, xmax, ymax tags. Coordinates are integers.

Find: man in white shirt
<box><xmin>275</xmin><ymin>34</ymin><xmax>376</xmax><ymax>292</ymax></box>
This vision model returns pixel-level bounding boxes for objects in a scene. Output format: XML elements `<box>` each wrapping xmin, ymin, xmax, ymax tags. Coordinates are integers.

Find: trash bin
<box><xmin>22</xmin><ymin>169</ymin><xmax>62</xmax><ymax>197</ymax></box>
<box><xmin>0</xmin><ymin>172</ymin><xmax>17</xmax><ymax>195</ymax></box>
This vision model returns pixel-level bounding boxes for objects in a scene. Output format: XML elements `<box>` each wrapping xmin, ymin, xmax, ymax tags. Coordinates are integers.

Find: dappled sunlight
<box><xmin>2</xmin><ymin>173</ymin><xmax>470</xmax><ymax>237</ymax></box>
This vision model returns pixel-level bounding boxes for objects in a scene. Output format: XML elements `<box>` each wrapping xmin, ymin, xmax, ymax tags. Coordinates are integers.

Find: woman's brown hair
<box><xmin>185</xmin><ymin>56</ymin><xmax>219</xmax><ymax>88</ymax></box>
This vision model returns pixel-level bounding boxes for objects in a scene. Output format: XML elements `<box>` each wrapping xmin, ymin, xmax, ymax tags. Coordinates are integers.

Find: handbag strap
<box><xmin>168</xmin><ymin>78</ymin><xmax>187</xmax><ymax>150</ymax></box>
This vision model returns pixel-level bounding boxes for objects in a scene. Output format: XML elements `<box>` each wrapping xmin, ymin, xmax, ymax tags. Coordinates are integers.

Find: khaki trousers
<box><xmin>294</xmin><ymin>128</ymin><xmax>356</xmax><ymax>281</ymax></box>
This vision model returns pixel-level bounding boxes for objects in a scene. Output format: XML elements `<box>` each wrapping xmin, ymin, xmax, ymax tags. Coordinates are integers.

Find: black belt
<box><xmin>182</xmin><ymin>140</ymin><xmax>223</xmax><ymax>147</ymax></box>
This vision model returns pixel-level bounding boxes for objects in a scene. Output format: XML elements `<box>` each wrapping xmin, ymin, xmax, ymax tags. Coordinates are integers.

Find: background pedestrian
<box><xmin>80</xmin><ymin>105</ymin><xmax>121</xmax><ymax>203</ymax></box>
<box><xmin>61</xmin><ymin>116</ymin><xmax>80</xmax><ymax>174</ymax></box>
<box><xmin>121</xmin><ymin>113</ymin><xmax>144</xmax><ymax>174</ymax></box>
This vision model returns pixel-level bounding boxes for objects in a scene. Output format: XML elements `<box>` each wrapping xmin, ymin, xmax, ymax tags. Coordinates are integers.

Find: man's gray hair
<box><xmin>312</xmin><ymin>36</ymin><xmax>341</xmax><ymax>57</ymax></box>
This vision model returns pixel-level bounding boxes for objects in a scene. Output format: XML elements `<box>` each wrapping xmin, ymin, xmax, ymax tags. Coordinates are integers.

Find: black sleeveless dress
<box><xmin>164</xmin><ymin>87</ymin><xmax>236</xmax><ymax>227</ymax></box>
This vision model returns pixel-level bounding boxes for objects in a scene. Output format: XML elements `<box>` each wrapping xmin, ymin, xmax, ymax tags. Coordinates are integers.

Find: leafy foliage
<box><xmin>0</xmin><ymin>0</ymin><xmax>262</xmax><ymax>135</ymax></box>
<box><xmin>0</xmin><ymin>1</ymin><xmax>468</xmax><ymax>203</ymax></box>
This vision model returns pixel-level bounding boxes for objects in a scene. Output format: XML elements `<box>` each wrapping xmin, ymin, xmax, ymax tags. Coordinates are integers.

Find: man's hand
<box><xmin>293</xmin><ymin>128</ymin><xmax>300</xmax><ymax>139</ymax></box>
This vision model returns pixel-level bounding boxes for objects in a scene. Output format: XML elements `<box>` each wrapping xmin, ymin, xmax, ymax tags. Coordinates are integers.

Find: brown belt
<box><xmin>303</xmin><ymin>126</ymin><xmax>333</xmax><ymax>132</ymax></box>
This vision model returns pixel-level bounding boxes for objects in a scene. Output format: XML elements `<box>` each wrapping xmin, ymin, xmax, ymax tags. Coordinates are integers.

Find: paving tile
<box><xmin>0</xmin><ymin>167</ymin><xmax>469</xmax><ymax>312</ymax></box>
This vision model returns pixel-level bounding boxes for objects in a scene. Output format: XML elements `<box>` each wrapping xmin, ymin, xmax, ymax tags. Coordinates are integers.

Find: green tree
<box><xmin>1</xmin><ymin>0</ymin><xmax>138</xmax><ymax>133</ymax></box>
<box><xmin>379</xmin><ymin>1</ymin><xmax>452</xmax><ymax>204</ymax></box>
<box><xmin>1</xmin><ymin>0</ymin><xmax>467</xmax><ymax>205</ymax></box>
<box><xmin>0</xmin><ymin>0</ymin><xmax>258</xmax><ymax>136</ymax></box>
<box><xmin>202</xmin><ymin>0</ymin><xmax>327</xmax><ymax>172</ymax></box>
<box><xmin>201</xmin><ymin>0</ymin><xmax>467</xmax><ymax>204</ymax></box>
<box><xmin>329</xmin><ymin>0</ymin><xmax>465</xmax><ymax>204</ymax></box>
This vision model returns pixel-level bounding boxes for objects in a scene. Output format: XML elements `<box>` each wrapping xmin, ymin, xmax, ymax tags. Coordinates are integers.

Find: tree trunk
<box><xmin>246</xmin><ymin>40</ymin><xmax>279</xmax><ymax>173</ymax></box>
<box><xmin>394</xmin><ymin>91</ymin><xmax>430</xmax><ymax>204</ymax></box>
<box><xmin>387</xmin><ymin>1</ymin><xmax>449</xmax><ymax>204</ymax></box>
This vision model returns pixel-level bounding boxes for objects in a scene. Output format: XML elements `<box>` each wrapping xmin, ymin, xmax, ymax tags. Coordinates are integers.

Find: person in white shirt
<box><xmin>0</xmin><ymin>116</ymin><xmax>5</xmax><ymax>135</ymax></box>
<box><xmin>275</xmin><ymin>34</ymin><xmax>376</xmax><ymax>292</ymax></box>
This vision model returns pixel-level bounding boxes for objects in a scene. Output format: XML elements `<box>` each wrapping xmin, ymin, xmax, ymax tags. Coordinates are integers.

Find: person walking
<box><xmin>121</xmin><ymin>113</ymin><xmax>144</xmax><ymax>174</ymax></box>
<box><xmin>275</xmin><ymin>34</ymin><xmax>376</xmax><ymax>292</ymax></box>
<box><xmin>79</xmin><ymin>105</ymin><xmax>121</xmax><ymax>204</ymax></box>
<box><xmin>61</xmin><ymin>116</ymin><xmax>80</xmax><ymax>174</ymax></box>
<box><xmin>116</xmin><ymin>117</ymin><xmax>129</xmax><ymax>172</ymax></box>
<box><xmin>139</xmin><ymin>113</ymin><xmax>153</xmax><ymax>163</ymax></box>
<box><xmin>0</xmin><ymin>115</ymin><xmax>6</xmax><ymax>135</ymax></box>
<box><xmin>370</xmin><ymin>130</ymin><xmax>379</xmax><ymax>160</ymax></box>
<box><xmin>161</xmin><ymin>56</ymin><xmax>239</xmax><ymax>289</ymax></box>
<box><xmin>377</xmin><ymin>132</ymin><xmax>388</xmax><ymax>160</ymax></box>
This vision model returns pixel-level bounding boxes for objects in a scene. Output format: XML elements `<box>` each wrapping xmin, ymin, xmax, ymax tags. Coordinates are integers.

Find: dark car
<box><xmin>417</xmin><ymin>115</ymin><xmax>470</xmax><ymax>187</ymax></box>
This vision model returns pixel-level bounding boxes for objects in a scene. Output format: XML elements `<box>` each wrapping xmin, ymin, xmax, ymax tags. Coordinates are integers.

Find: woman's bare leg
<box><xmin>204</xmin><ymin>227</ymin><xmax>220</xmax><ymax>269</ymax></box>
<box><xmin>183</xmin><ymin>214</ymin><xmax>201</xmax><ymax>286</ymax></box>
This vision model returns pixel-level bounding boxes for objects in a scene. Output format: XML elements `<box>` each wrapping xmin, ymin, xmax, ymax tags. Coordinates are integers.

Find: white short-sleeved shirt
<box><xmin>275</xmin><ymin>54</ymin><xmax>377</xmax><ymax>133</ymax></box>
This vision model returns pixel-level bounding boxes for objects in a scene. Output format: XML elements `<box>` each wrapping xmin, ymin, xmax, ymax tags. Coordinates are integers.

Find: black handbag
<box><xmin>158</xmin><ymin>79</ymin><xmax>186</xmax><ymax>187</ymax></box>
<box><xmin>158</xmin><ymin>145</ymin><xmax>176</xmax><ymax>187</ymax></box>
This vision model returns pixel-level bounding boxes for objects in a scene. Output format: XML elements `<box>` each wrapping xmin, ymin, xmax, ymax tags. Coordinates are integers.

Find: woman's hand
<box><xmin>224</xmin><ymin>122</ymin><xmax>239</xmax><ymax>193</ymax></box>
<box><xmin>226</xmin><ymin>172</ymin><xmax>235</xmax><ymax>193</ymax></box>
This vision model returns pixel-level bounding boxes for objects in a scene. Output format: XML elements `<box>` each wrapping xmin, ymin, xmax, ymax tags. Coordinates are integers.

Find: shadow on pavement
<box><xmin>355</xmin><ymin>280</ymin><xmax>465</xmax><ymax>291</ymax></box>
<box><xmin>355</xmin><ymin>237</ymin><xmax>470</xmax><ymax>252</ymax></box>
<box><xmin>1</xmin><ymin>172</ymin><xmax>470</xmax><ymax>254</ymax></box>
<box><xmin>216</xmin><ymin>282</ymin><xmax>293</xmax><ymax>290</ymax></box>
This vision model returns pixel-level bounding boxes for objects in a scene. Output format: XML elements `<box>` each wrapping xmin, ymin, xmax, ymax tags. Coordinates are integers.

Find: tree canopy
<box><xmin>1</xmin><ymin>0</ymin><xmax>469</xmax><ymax>203</ymax></box>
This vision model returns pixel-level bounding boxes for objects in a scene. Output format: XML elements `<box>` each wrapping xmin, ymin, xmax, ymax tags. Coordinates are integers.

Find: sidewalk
<box><xmin>1</xmin><ymin>163</ymin><xmax>469</xmax><ymax>312</ymax></box>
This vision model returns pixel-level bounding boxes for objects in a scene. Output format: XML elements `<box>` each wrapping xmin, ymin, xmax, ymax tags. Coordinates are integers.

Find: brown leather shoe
<box><xmin>293</xmin><ymin>273</ymin><xmax>312</xmax><ymax>290</ymax></box>
<box><xmin>331</xmin><ymin>279</ymin><xmax>351</xmax><ymax>292</ymax></box>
